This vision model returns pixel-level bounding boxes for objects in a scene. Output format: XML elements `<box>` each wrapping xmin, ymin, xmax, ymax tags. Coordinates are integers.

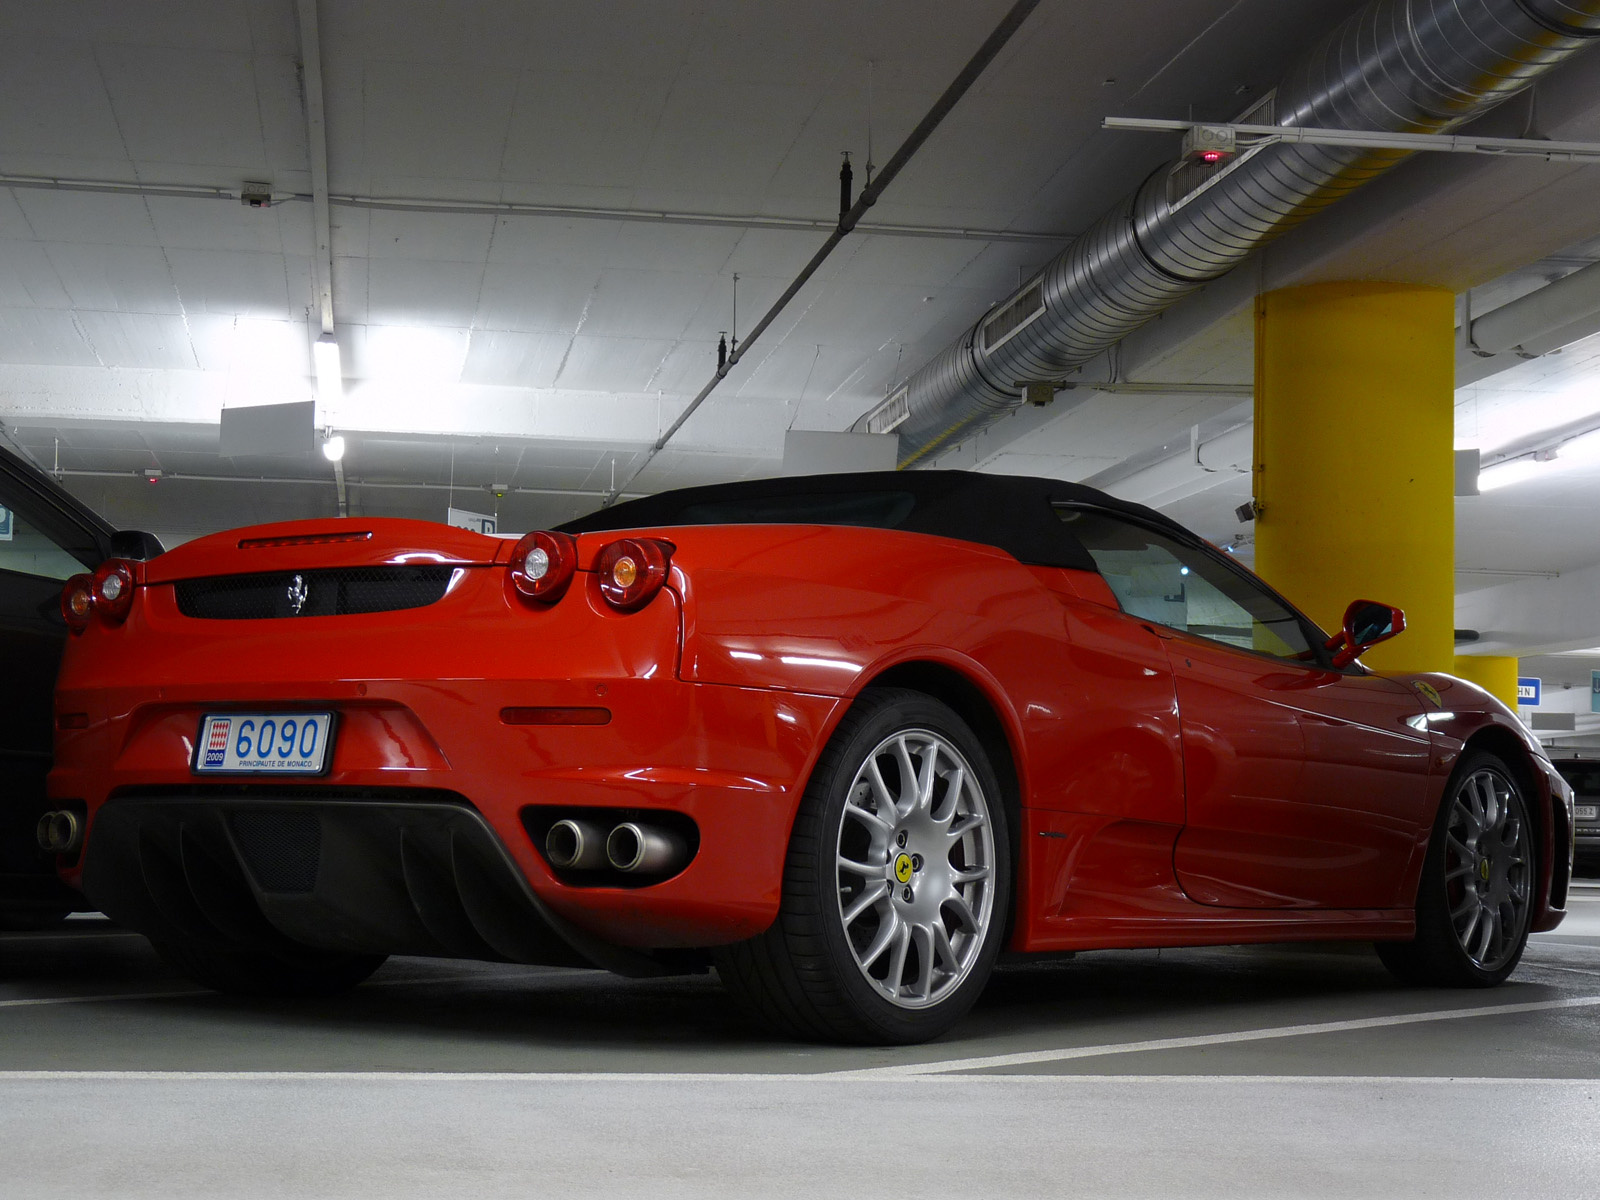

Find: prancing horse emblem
<box><xmin>287</xmin><ymin>573</ymin><xmax>309</xmax><ymax>615</ymax></box>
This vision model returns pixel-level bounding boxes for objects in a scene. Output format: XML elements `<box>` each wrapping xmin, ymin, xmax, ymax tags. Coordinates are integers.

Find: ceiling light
<box><xmin>313</xmin><ymin>334</ymin><xmax>342</xmax><ymax>406</ymax></box>
<box><xmin>321</xmin><ymin>434</ymin><xmax>346</xmax><ymax>463</ymax></box>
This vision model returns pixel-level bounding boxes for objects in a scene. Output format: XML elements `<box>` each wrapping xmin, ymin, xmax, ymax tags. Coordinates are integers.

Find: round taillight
<box><xmin>61</xmin><ymin>573</ymin><xmax>95</xmax><ymax>633</ymax></box>
<box><xmin>595</xmin><ymin>538</ymin><xmax>673</xmax><ymax>611</ymax></box>
<box><xmin>507</xmin><ymin>531</ymin><xmax>577</xmax><ymax>603</ymax></box>
<box><xmin>90</xmin><ymin>560</ymin><xmax>136</xmax><ymax>624</ymax></box>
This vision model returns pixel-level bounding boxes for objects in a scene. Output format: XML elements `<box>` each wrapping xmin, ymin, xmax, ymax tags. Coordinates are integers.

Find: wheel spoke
<box><xmin>885</xmin><ymin>921</ymin><xmax>911</xmax><ymax>995</ymax></box>
<box><xmin>859</xmin><ymin>912</ymin><xmax>901</xmax><ymax>968</ymax></box>
<box><xmin>948</xmin><ymin>812</ymin><xmax>987</xmax><ymax>841</ymax></box>
<box><xmin>947</xmin><ymin>892</ymin><xmax>980</xmax><ymax>934</ymax></box>
<box><xmin>865</xmin><ymin>759</ymin><xmax>897</xmax><ymax>816</ymax></box>
<box><xmin>837</xmin><ymin>854</ymin><xmax>881</xmax><ymax>878</ymax></box>
<box><xmin>845</xmin><ymin>798</ymin><xmax>892</xmax><ymax>838</ymax></box>
<box><xmin>1473</xmin><ymin>907</ymin><xmax>1496</xmax><ymax>962</ymax></box>
<box><xmin>894</xmin><ymin>738</ymin><xmax>919</xmax><ymax>813</ymax></box>
<box><xmin>932</xmin><ymin>765</ymin><xmax>964</xmax><ymax>826</ymax></box>
<box><xmin>914</xmin><ymin>744</ymin><xmax>939</xmax><ymax>815</ymax></box>
<box><xmin>911</xmin><ymin>924</ymin><xmax>936</xmax><ymax>1001</ymax></box>
<box><xmin>952</xmin><ymin>863</ymin><xmax>991</xmax><ymax>885</ymax></box>
<box><xmin>841</xmin><ymin>881</ymin><xmax>888</xmax><ymax>926</ymax></box>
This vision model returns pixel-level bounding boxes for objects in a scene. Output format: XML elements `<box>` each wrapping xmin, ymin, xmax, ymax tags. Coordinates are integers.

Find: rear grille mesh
<box><xmin>174</xmin><ymin>566</ymin><xmax>458</xmax><ymax>619</ymax></box>
<box><xmin>229</xmin><ymin>810</ymin><xmax>321</xmax><ymax>893</ymax></box>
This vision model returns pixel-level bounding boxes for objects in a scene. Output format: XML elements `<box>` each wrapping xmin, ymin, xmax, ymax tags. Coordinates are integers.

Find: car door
<box><xmin>0</xmin><ymin>450</ymin><xmax>112</xmax><ymax>904</ymax></box>
<box><xmin>1057</xmin><ymin>507</ymin><xmax>1432</xmax><ymax>910</ymax></box>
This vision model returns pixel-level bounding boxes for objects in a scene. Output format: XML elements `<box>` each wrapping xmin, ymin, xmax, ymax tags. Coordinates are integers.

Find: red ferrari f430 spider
<box><xmin>44</xmin><ymin>472</ymin><xmax>1573</xmax><ymax>1043</ymax></box>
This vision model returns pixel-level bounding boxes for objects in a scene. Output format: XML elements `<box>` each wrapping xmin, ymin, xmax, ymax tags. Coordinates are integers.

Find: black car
<box><xmin>0</xmin><ymin>443</ymin><xmax>161</xmax><ymax>928</ymax></box>
<box><xmin>1551</xmin><ymin>758</ymin><xmax>1600</xmax><ymax>875</ymax></box>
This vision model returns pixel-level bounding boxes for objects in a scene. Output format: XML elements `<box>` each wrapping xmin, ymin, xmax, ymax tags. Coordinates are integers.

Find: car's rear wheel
<box><xmin>716</xmin><ymin>688</ymin><xmax>1011</xmax><ymax>1044</ymax></box>
<box><xmin>154</xmin><ymin>939</ymin><xmax>387</xmax><ymax>998</ymax></box>
<box><xmin>1377</xmin><ymin>750</ymin><xmax>1535</xmax><ymax>987</ymax></box>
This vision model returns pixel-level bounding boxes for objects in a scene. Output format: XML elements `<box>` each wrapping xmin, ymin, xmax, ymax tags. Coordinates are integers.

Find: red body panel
<box><xmin>51</xmin><ymin>517</ymin><xmax>1566</xmax><ymax>958</ymax></box>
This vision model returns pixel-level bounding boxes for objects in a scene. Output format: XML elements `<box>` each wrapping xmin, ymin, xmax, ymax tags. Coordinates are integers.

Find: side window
<box><xmin>1056</xmin><ymin>507</ymin><xmax>1315</xmax><ymax>662</ymax></box>
<box><xmin>0</xmin><ymin>501</ymin><xmax>99</xmax><ymax>582</ymax></box>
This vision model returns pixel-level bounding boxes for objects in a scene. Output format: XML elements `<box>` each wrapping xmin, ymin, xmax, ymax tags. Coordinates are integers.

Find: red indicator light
<box><xmin>1201</xmin><ymin>150</ymin><xmax>1224</xmax><ymax>163</ymax></box>
<box><xmin>595</xmin><ymin>538</ymin><xmax>673</xmax><ymax>611</ymax></box>
<box><xmin>238</xmin><ymin>531</ymin><xmax>374</xmax><ymax>549</ymax></box>
<box><xmin>61</xmin><ymin>573</ymin><xmax>94</xmax><ymax>633</ymax></box>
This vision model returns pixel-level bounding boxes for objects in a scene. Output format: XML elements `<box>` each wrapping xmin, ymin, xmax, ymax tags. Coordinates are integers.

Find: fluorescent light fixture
<box><xmin>321</xmin><ymin>434</ymin><xmax>346</xmax><ymax>463</ymax></box>
<box><xmin>313</xmin><ymin>334</ymin><xmax>342</xmax><ymax>405</ymax></box>
<box><xmin>1477</xmin><ymin>456</ymin><xmax>1548</xmax><ymax>492</ymax></box>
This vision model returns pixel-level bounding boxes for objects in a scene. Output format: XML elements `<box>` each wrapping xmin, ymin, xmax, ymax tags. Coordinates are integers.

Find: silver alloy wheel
<box><xmin>834</xmin><ymin>727</ymin><xmax>997</xmax><ymax>1009</ymax></box>
<box><xmin>1444</xmin><ymin>767</ymin><xmax>1533</xmax><ymax>972</ymax></box>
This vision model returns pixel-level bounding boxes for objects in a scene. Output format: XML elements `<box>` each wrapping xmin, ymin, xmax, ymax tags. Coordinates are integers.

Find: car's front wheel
<box><xmin>1377</xmin><ymin>750</ymin><xmax>1536</xmax><ymax>987</ymax></box>
<box><xmin>154</xmin><ymin>939</ymin><xmax>387</xmax><ymax>998</ymax></box>
<box><xmin>716</xmin><ymin>688</ymin><xmax>1011</xmax><ymax>1044</ymax></box>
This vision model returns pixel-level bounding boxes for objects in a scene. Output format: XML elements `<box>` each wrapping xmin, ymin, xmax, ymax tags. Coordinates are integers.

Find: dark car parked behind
<box><xmin>1551</xmin><ymin>758</ymin><xmax>1600</xmax><ymax>874</ymax></box>
<box><xmin>0</xmin><ymin>443</ymin><xmax>160</xmax><ymax>928</ymax></box>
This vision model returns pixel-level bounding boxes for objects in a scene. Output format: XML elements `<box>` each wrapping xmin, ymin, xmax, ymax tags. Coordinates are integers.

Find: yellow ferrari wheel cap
<box><xmin>894</xmin><ymin>853</ymin><xmax>914</xmax><ymax>884</ymax></box>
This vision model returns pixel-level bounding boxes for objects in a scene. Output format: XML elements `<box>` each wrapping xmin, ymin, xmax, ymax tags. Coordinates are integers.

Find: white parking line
<box><xmin>0</xmin><ymin>1070</ymin><xmax>1596</xmax><ymax>1085</ymax></box>
<box><xmin>832</xmin><ymin>993</ymin><xmax>1600</xmax><ymax>1077</ymax></box>
<box><xmin>0</xmin><ymin>990</ymin><xmax>203</xmax><ymax>1010</ymax></box>
<box><xmin>0</xmin><ymin>967</ymin><xmax>570</xmax><ymax>1010</ymax></box>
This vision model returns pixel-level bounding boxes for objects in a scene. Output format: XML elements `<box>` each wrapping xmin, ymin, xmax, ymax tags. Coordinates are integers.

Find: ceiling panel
<box><xmin>11</xmin><ymin>190</ymin><xmax>160</xmax><ymax>245</ymax></box>
<box><xmin>96</xmin><ymin>46</ymin><xmax>270</xmax><ymax>169</ymax></box>
<box><xmin>0</xmin><ymin>308</ymin><xmax>102</xmax><ymax>367</ymax></box>
<box><xmin>460</xmin><ymin>329</ymin><xmax>569</xmax><ymax>388</ymax></box>
<box><xmin>0</xmin><ymin>241</ymin><xmax>70</xmax><ymax>308</ymax></box>
<box><xmin>167</xmin><ymin>248</ymin><xmax>291</xmax><ymax>315</ymax></box>
<box><xmin>0</xmin><ymin>38</ymin><xmax>127</xmax><ymax>166</ymax></box>
<box><xmin>365</xmin><ymin>258</ymin><xmax>485</xmax><ymax>326</ymax></box>
<box><xmin>44</xmin><ymin>243</ymin><xmax>182</xmax><ymax>313</ymax></box>
<box><xmin>75</xmin><ymin>311</ymin><xmax>197</xmax><ymax>369</ymax></box>
<box><xmin>554</xmin><ymin>335</ymin><xmax>676</xmax><ymax>393</ymax></box>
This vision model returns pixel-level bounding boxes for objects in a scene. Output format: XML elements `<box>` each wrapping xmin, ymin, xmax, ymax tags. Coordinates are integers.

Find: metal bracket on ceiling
<box><xmin>1103</xmin><ymin>117</ymin><xmax>1600</xmax><ymax>163</ymax></box>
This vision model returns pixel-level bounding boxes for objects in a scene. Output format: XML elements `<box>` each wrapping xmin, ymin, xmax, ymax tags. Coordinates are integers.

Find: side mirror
<box><xmin>1326</xmin><ymin>599</ymin><xmax>1405</xmax><ymax>669</ymax></box>
<box><xmin>109</xmin><ymin>530</ymin><xmax>164</xmax><ymax>561</ymax></box>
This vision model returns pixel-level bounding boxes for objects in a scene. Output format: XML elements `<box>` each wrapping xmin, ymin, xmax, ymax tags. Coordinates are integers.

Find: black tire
<box><xmin>154</xmin><ymin>939</ymin><xmax>387</xmax><ymax>998</ymax></box>
<box><xmin>1377</xmin><ymin>750</ymin><xmax>1536</xmax><ymax>987</ymax></box>
<box><xmin>715</xmin><ymin>688</ymin><xmax>1012</xmax><ymax>1044</ymax></box>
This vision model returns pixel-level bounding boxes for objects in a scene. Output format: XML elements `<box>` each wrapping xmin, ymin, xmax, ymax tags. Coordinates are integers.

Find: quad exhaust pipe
<box><xmin>544</xmin><ymin>817</ymin><xmax>688</xmax><ymax>876</ymax></box>
<box><xmin>37</xmin><ymin>810</ymin><xmax>82</xmax><ymax>855</ymax></box>
<box><xmin>545</xmin><ymin>819</ymin><xmax>608</xmax><ymax>871</ymax></box>
<box><xmin>604</xmin><ymin>822</ymin><xmax>686</xmax><ymax>874</ymax></box>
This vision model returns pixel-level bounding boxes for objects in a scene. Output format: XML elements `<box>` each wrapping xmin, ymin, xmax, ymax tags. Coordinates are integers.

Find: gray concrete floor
<box><xmin>4</xmin><ymin>881</ymin><xmax>1599</xmax><ymax>1197</ymax></box>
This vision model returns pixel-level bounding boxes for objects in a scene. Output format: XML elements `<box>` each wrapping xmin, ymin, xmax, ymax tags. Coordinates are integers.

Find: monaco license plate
<box><xmin>193</xmin><ymin>712</ymin><xmax>335</xmax><ymax>775</ymax></box>
<box><xmin>1575</xmin><ymin>804</ymin><xmax>1598</xmax><ymax>822</ymax></box>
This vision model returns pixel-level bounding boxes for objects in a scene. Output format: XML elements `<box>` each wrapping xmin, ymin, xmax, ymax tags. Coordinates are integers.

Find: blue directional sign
<box><xmin>1517</xmin><ymin>677</ymin><xmax>1540</xmax><ymax>706</ymax></box>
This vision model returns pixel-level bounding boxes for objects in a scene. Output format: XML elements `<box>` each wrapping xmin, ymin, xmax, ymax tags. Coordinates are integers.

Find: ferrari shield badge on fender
<box><xmin>1414</xmin><ymin>681</ymin><xmax>1442</xmax><ymax>708</ymax></box>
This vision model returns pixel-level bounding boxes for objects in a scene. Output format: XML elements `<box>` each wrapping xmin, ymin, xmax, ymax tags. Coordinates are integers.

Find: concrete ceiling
<box><xmin>3</xmin><ymin>0</ymin><xmax>1600</xmax><ymax>733</ymax></box>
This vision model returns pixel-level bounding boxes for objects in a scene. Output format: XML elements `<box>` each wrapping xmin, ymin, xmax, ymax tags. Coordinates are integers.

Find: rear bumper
<box><xmin>81</xmin><ymin>794</ymin><xmax>666</xmax><ymax>972</ymax></box>
<box><xmin>52</xmin><ymin>676</ymin><xmax>840</xmax><ymax>953</ymax></box>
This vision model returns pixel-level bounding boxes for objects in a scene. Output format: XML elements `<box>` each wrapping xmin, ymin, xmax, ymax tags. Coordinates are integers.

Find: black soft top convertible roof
<box><xmin>560</xmin><ymin>470</ymin><xmax>1196</xmax><ymax>572</ymax></box>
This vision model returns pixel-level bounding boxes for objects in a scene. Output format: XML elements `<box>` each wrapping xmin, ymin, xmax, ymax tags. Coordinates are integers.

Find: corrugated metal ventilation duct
<box><xmin>877</xmin><ymin>0</ymin><xmax>1600</xmax><ymax>468</ymax></box>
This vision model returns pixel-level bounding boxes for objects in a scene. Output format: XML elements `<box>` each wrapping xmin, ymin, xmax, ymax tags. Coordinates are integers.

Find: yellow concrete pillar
<box><xmin>1253</xmin><ymin>282</ymin><xmax>1455</xmax><ymax>676</ymax></box>
<box><xmin>1451</xmin><ymin>654</ymin><xmax>1520</xmax><ymax>710</ymax></box>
